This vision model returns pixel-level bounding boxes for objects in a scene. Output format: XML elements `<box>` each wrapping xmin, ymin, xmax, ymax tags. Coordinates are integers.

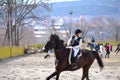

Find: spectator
<box><xmin>99</xmin><ymin>44</ymin><xmax>105</xmax><ymax>58</ymax></box>
<box><xmin>109</xmin><ymin>44</ymin><xmax>113</xmax><ymax>52</ymax></box>
<box><xmin>114</xmin><ymin>44</ymin><xmax>120</xmax><ymax>54</ymax></box>
<box><xmin>105</xmin><ymin>43</ymin><xmax>110</xmax><ymax>58</ymax></box>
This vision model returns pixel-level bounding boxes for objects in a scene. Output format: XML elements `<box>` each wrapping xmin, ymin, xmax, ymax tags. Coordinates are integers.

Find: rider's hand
<box><xmin>66</xmin><ymin>46</ymin><xmax>73</xmax><ymax>49</ymax></box>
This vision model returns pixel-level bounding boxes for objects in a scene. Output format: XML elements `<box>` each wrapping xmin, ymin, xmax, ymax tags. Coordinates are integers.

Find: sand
<box><xmin>0</xmin><ymin>49</ymin><xmax>120</xmax><ymax>80</ymax></box>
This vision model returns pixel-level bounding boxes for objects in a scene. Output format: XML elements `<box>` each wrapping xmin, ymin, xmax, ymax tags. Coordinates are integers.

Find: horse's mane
<box><xmin>50</xmin><ymin>34</ymin><xmax>65</xmax><ymax>49</ymax></box>
<box><xmin>50</xmin><ymin>34</ymin><xmax>59</xmax><ymax>40</ymax></box>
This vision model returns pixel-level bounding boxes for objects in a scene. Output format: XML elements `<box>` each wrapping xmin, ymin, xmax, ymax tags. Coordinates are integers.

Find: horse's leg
<box><xmin>46</xmin><ymin>71</ymin><xmax>61</xmax><ymax>80</ymax></box>
<box><xmin>56</xmin><ymin>72</ymin><xmax>61</xmax><ymax>80</ymax></box>
<box><xmin>86</xmin><ymin>74</ymin><xmax>90</xmax><ymax>80</ymax></box>
<box><xmin>46</xmin><ymin>71</ymin><xmax>58</xmax><ymax>80</ymax></box>
<box><xmin>81</xmin><ymin>66</ymin><xmax>90</xmax><ymax>80</ymax></box>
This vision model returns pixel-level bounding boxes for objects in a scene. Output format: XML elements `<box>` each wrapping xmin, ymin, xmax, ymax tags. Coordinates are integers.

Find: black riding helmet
<box><xmin>75</xmin><ymin>29</ymin><xmax>82</xmax><ymax>34</ymax></box>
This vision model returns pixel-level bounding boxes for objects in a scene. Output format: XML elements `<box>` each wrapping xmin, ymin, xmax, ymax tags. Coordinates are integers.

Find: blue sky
<box><xmin>47</xmin><ymin>0</ymin><xmax>120</xmax><ymax>17</ymax></box>
<box><xmin>44</xmin><ymin>0</ymin><xmax>79</xmax><ymax>3</ymax></box>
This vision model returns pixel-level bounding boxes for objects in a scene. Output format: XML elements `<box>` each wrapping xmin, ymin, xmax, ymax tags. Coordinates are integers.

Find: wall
<box><xmin>0</xmin><ymin>47</ymin><xmax>24</xmax><ymax>59</ymax></box>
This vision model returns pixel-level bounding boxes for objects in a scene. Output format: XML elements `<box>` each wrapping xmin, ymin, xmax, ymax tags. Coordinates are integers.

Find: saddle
<box><xmin>68</xmin><ymin>49</ymin><xmax>82</xmax><ymax>65</ymax></box>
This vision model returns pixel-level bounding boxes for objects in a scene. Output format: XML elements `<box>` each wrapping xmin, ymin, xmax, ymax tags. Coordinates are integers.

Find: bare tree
<box><xmin>0</xmin><ymin>0</ymin><xmax>51</xmax><ymax>46</ymax></box>
<box><xmin>88</xmin><ymin>16</ymin><xmax>120</xmax><ymax>41</ymax></box>
<box><xmin>90</xmin><ymin>16</ymin><xmax>107</xmax><ymax>41</ymax></box>
<box><xmin>105</xmin><ymin>17</ymin><xmax>120</xmax><ymax>41</ymax></box>
<box><xmin>73</xmin><ymin>16</ymin><xmax>90</xmax><ymax>41</ymax></box>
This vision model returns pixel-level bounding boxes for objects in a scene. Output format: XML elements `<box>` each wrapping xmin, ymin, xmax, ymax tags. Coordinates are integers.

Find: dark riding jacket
<box><xmin>70</xmin><ymin>35</ymin><xmax>82</xmax><ymax>47</ymax></box>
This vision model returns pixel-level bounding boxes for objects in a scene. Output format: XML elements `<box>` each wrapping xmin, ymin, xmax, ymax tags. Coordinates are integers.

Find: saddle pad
<box><xmin>68</xmin><ymin>49</ymin><xmax>82</xmax><ymax>65</ymax></box>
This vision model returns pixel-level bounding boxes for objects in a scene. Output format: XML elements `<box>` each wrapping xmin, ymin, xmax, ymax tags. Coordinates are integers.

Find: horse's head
<box><xmin>44</xmin><ymin>34</ymin><xmax>60</xmax><ymax>52</ymax></box>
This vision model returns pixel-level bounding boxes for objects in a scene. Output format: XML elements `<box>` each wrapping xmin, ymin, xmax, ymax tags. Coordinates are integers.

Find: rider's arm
<box><xmin>73</xmin><ymin>39</ymin><xmax>82</xmax><ymax>48</ymax></box>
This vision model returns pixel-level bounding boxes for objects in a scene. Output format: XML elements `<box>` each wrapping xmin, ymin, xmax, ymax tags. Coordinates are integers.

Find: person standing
<box><xmin>105</xmin><ymin>43</ymin><xmax>110</xmax><ymax>58</ymax></box>
<box><xmin>99</xmin><ymin>44</ymin><xmax>105</xmax><ymax>58</ymax></box>
<box><xmin>114</xmin><ymin>44</ymin><xmax>120</xmax><ymax>54</ymax></box>
<box><xmin>109</xmin><ymin>44</ymin><xmax>113</xmax><ymax>52</ymax></box>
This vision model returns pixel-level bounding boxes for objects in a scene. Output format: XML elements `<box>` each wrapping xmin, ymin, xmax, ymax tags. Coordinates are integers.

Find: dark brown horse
<box><xmin>44</xmin><ymin>34</ymin><xmax>104</xmax><ymax>80</ymax></box>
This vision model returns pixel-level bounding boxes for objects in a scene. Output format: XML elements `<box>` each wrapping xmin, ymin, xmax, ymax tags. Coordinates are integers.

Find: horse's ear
<box><xmin>51</xmin><ymin>33</ymin><xmax>53</xmax><ymax>36</ymax></box>
<box><xmin>54</xmin><ymin>33</ymin><xmax>59</xmax><ymax>37</ymax></box>
<box><xmin>50</xmin><ymin>33</ymin><xmax>53</xmax><ymax>39</ymax></box>
<box><xmin>54</xmin><ymin>33</ymin><xmax>57</xmax><ymax>36</ymax></box>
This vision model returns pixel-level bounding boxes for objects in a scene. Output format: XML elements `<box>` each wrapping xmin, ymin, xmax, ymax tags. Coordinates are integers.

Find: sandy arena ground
<box><xmin>0</xmin><ymin>48</ymin><xmax>120</xmax><ymax>80</ymax></box>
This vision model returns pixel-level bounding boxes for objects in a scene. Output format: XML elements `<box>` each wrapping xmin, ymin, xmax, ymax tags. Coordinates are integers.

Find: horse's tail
<box><xmin>93</xmin><ymin>51</ymin><xmax>104</xmax><ymax>70</ymax></box>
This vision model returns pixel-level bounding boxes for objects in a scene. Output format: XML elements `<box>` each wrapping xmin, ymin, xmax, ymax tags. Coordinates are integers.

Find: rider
<box><xmin>91</xmin><ymin>36</ymin><xmax>96</xmax><ymax>49</ymax></box>
<box><xmin>91</xmin><ymin>37</ymin><xmax>95</xmax><ymax>43</ymax></box>
<box><xmin>67</xmin><ymin>29</ymin><xmax>82</xmax><ymax>69</ymax></box>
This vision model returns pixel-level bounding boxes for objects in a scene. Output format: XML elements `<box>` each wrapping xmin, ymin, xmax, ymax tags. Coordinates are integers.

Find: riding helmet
<box><xmin>75</xmin><ymin>29</ymin><xmax>82</xmax><ymax>34</ymax></box>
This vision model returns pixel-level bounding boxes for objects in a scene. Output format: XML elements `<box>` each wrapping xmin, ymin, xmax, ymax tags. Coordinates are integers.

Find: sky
<box><xmin>47</xmin><ymin>0</ymin><xmax>120</xmax><ymax>17</ymax></box>
<box><xmin>44</xmin><ymin>0</ymin><xmax>79</xmax><ymax>3</ymax></box>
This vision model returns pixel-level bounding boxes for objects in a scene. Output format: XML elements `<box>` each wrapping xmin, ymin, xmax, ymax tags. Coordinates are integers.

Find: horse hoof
<box><xmin>86</xmin><ymin>78</ymin><xmax>90</xmax><ymax>80</ymax></box>
<box><xmin>46</xmin><ymin>77</ymin><xmax>49</xmax><ymax>80</ymax></box>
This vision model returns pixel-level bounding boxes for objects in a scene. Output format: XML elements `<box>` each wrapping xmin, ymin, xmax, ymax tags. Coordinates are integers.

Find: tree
<box><xmin>0</xmin><ymin>0</ymin><xmax>51</xmax><ymax>46</ymax></box>
<box><xmin>89</xmin><ymin>16</ymin><xmax>120</xmax><ymax>41</ymax></box>
<box><xmin>90</xmin><ymin>16</ymin><xmax>107</xmax><ymax>41</ymax></box>
<box><xmin>73</xmin><ymin>16</ymin><xmax>90</xmax><ymax>41</ymax></box>
<box><xmin>105</xmin><ymin>17</ymin><xmax>120</xmax><ymax>41</ymax></box>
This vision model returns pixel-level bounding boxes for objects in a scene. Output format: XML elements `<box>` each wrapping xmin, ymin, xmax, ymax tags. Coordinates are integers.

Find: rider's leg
<box><xmin>72</xmin><ymin>48</ymin><xmax>79</xmax><ymax>69</ymax></box>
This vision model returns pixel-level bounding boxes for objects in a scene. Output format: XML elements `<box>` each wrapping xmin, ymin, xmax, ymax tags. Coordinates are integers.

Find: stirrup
<box><xmin>71</xmin><ymin>63</ymin><xmax>77</xmax><ymax>69</ymax></box>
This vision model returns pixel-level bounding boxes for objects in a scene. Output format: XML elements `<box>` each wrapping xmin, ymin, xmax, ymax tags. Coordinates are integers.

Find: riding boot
<box><xmin>72</xmin><ymin>57</ymin><xmax>77</xmax><ymax>69</ymax></box>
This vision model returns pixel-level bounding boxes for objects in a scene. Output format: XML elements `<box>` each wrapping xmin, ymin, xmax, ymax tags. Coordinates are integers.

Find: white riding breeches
<box><xmin>73</xmin><ymin>48</ymin><xmax>79</xmax><ymax>57</ymax></box>
<box><xmin>66</xmin><ymin>46</ymin><xmax>80</xmax><ymax>57</ymax></box>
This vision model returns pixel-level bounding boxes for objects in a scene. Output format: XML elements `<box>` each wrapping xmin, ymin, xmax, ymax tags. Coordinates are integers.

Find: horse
<box><xmin>44</xmin><ymin>34</ymin><xmax>104</xmax><ymax>80</ymax></box>
<box><xmin>87</xmin><ymin>42</ymin><xmax>100</xmax><ymax>52</ymax></box>
<box><xmin>87</xmin><ymin>42</ymin><xmax>95</xmax><ymax>51</ymax></box>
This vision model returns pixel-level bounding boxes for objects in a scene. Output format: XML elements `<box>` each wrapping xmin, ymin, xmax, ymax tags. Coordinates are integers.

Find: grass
<box><xmin>97</xmin><ymin>41</ymin><xmax>120</xmax><ymax>46</ymax></box>
<box><xmin>29</xmin><ymin>44</ymin><xmax>44</xmax><ymax>49</ymax></box>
